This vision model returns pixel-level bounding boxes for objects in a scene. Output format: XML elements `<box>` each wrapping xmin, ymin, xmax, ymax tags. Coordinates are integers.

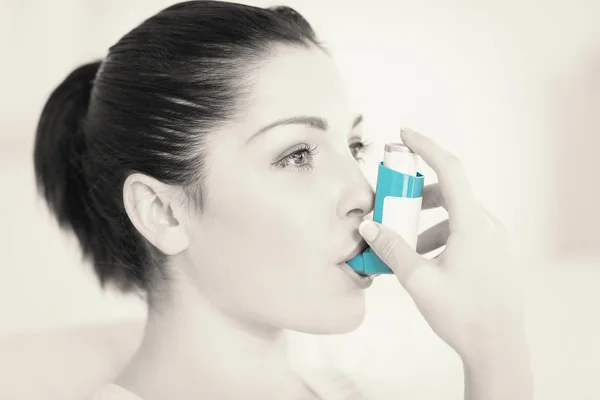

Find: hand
<box><xmin>358</xmin><ymin>128</ymin><xmax>528</xmax><ymax>365</ymax></box>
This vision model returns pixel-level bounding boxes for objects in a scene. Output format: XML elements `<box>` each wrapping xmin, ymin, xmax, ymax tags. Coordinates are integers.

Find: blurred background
<box><xmin>0</xmin><ymin>0</ymin><xmax>598</xmax><ymax>399</ymax></box>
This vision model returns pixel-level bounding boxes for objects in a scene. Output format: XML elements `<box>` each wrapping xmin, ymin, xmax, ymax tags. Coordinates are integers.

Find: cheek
<box><xmin>189</xmin><ymin>174</ymin><xmax>334</xmax><ymax>297</ymax></box>
<box><xmin>215</xmin><ymin>171</ymin><xmax>333</xmax><ymax>255</ymax></box>
<box><xmin>185</xmin><ymin>166</ymin><xmax>366</xmax><ymax>332</ymax></box>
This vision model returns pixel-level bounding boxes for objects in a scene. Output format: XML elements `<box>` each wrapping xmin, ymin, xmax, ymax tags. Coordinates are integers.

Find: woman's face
<box><xmin>183</xmin><ymin>45</ymin><xmax>375</xmax><ymax>334</ymax></box>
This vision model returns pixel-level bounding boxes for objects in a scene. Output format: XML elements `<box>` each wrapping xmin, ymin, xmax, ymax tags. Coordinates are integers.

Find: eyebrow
<box><xmin>247</xmin><ymin>114</ymin><xmax>363</xmax><ymax>142</ymax></box>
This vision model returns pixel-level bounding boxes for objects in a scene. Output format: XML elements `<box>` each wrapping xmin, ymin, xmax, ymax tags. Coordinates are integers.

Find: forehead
<box><xmin>241</xmin><ymin>45</ymin><xmax>353</xmax><ymax>128</ymax></box>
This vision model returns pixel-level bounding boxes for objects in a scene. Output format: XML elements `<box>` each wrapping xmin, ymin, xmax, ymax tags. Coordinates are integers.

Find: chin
<box><xmin>288</xmin><ymin>294</ymin><xmax>367</xmax><ymax>335</ymax></box>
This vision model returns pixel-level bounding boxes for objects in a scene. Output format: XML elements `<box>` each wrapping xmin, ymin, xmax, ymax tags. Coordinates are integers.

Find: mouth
<box><xmin>337</xmin><ymin>261</ymin><xmax>373</xmax><ymax>289</ymax></box>
<box><xmin>337</xmin><ymin>240</ymin><xmax>372</xmax><ymax>288</ymax></box>
<box><xmin>342</xmin><ymin>240</ymin><xmax>370</xmax><ymax>264</ymax></box>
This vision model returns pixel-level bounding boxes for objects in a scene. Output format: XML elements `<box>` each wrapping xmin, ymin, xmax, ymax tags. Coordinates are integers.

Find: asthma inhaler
<box><xmin>347</xmin><ymin>142</ymin><xmax>425</xmax><ymax>275</ymax></box>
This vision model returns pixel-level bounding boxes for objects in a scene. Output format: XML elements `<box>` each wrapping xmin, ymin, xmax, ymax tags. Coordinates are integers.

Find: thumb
<box><xmin>358</xmin><ymin>220</ymin><xmax>429</xmax><ymax>284</ymax></box>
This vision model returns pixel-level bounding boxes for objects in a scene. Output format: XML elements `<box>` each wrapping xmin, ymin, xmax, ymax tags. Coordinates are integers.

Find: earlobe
<box><xmin>123</xmin><ymin>173</ymin><xmax>189</xmax><ymax>255</ymax></box>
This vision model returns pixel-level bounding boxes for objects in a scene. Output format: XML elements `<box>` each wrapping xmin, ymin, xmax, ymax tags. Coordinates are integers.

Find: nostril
<box><xmin>346</xmin><ymin>208</ymin><xmax>365</xmax><ymax>218</ymax></box>
<box><xmin>346</xmin><ymin>208</ymin><xmax>374</xmax><ymax>220</ymax></box>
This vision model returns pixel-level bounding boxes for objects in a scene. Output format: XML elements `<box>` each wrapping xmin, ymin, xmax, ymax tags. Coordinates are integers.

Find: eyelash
<box><xmin>349</xmin><ymin>140</ymin><xmax>372</xmax><ymax>161</ymax></box>
<box><xmin>273</xmin><ymin>144</ymin><xmax>319</xmax><ymax>171</ymax></box>
<box><xmin>273</xmin><ymin>140</ymin><xmax>372</xmax><ymax>171</ymax></box>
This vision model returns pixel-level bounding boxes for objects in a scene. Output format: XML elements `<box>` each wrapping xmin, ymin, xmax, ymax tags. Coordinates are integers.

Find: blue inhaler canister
<box><xmin>347</xmin><ymin>143</ymin><xmax>425</xmax><ymax>275</ymax></box>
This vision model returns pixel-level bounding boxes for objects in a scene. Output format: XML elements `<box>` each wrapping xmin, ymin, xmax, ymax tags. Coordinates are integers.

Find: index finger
<box><xmin>401</xmin><ymin>128</ymin><xmax>479</xmax><ymax>231</ymax></box>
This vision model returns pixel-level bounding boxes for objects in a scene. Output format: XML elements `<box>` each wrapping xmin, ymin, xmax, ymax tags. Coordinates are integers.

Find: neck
<box><xmin>115</xmin><ymin>271</ymin><xmax>313</xmax><ymax>400</ymax></box>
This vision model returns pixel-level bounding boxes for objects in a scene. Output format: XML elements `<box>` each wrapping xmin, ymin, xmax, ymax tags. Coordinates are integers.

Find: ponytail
<box><xmin>33</xmin><ymin>61</ymin><xmax>101</xmax><ymax>252</ymax></box>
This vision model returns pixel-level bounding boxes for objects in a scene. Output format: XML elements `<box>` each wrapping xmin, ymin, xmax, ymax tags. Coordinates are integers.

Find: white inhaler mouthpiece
<box><xmin>383</xmin><ymin>143</ymin><xmax>419</xmax><ymax>177</ymax></box>
<box><xmin>381</xmin><ymin>143</ymin><xmax>422</xmax><ymax>250</ymax></box>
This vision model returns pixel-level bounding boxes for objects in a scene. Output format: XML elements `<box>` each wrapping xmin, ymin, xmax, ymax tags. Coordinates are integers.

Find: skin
<box><xmin>115</xmin><ymin>44</ymin><xmax>533</xmax><ymax>399</ymax></box>
<box><xmin>360</xmin><ymin>129</ymin><xmax>533</xmax><ymax>399</ymax></box>
<box><xmin>118</xmin><ymin>44</ymin><xmax>377</xmax><ymax>400</ymax></box>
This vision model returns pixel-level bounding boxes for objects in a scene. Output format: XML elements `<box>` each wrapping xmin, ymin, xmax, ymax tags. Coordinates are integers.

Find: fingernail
<box><xmin>359</xmin><ymin>220</ymin><xmax>379</xmax><ymax>242</ymax></box>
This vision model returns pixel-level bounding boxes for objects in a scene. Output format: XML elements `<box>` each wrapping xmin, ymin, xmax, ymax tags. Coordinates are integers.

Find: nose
<box><xmin>336</xmin><ymin>159</ymin><xmax>375</xmax><ymax>221</ymax></box>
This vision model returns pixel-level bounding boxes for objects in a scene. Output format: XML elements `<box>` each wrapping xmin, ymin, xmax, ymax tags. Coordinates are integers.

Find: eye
<box><xmin>273</xmin><ymin>144</ymin><xmax>319</xmax><ymax>171</ymax></box>
<box><xmin>349</xmin><ymin>138</ymin><xmax>372</xmax><ymax>161</ymax></box>
<box><xmin>349</xmin><ymin>142</ymin><xmax>364</xmax><ymax>158</ymax></box>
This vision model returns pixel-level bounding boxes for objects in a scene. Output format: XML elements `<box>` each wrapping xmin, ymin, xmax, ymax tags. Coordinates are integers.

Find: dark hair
<box><xmin>33</xmin><ymin>1</ymin><xmax>325</xmax><ymax>294</ymax></box>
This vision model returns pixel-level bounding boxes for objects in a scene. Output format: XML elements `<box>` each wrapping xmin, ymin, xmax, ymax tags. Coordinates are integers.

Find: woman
<box><xmin>33</xmin><ymin>1</ymin><xmax>533</xmax><ymax>399</ymax></box>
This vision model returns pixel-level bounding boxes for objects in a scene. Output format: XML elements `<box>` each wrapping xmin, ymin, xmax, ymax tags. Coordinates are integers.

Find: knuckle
<box><xmin>380</xmin><ymin>238</ymin><xmax>400</xmax><ymax>263</ymax></box>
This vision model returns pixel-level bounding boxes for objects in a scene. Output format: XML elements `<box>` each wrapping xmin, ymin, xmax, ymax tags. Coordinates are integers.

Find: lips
<box><xmin>341</xmin><ymin>240</ymin><xmax>369</xmax><ymax>263</ymax></box>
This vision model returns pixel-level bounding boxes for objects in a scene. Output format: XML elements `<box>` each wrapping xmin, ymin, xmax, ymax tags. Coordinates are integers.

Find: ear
<box><xmin>122</xmin><ymin>173</ymin><xmax>189</xmax><ymax>256</ymax></box>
